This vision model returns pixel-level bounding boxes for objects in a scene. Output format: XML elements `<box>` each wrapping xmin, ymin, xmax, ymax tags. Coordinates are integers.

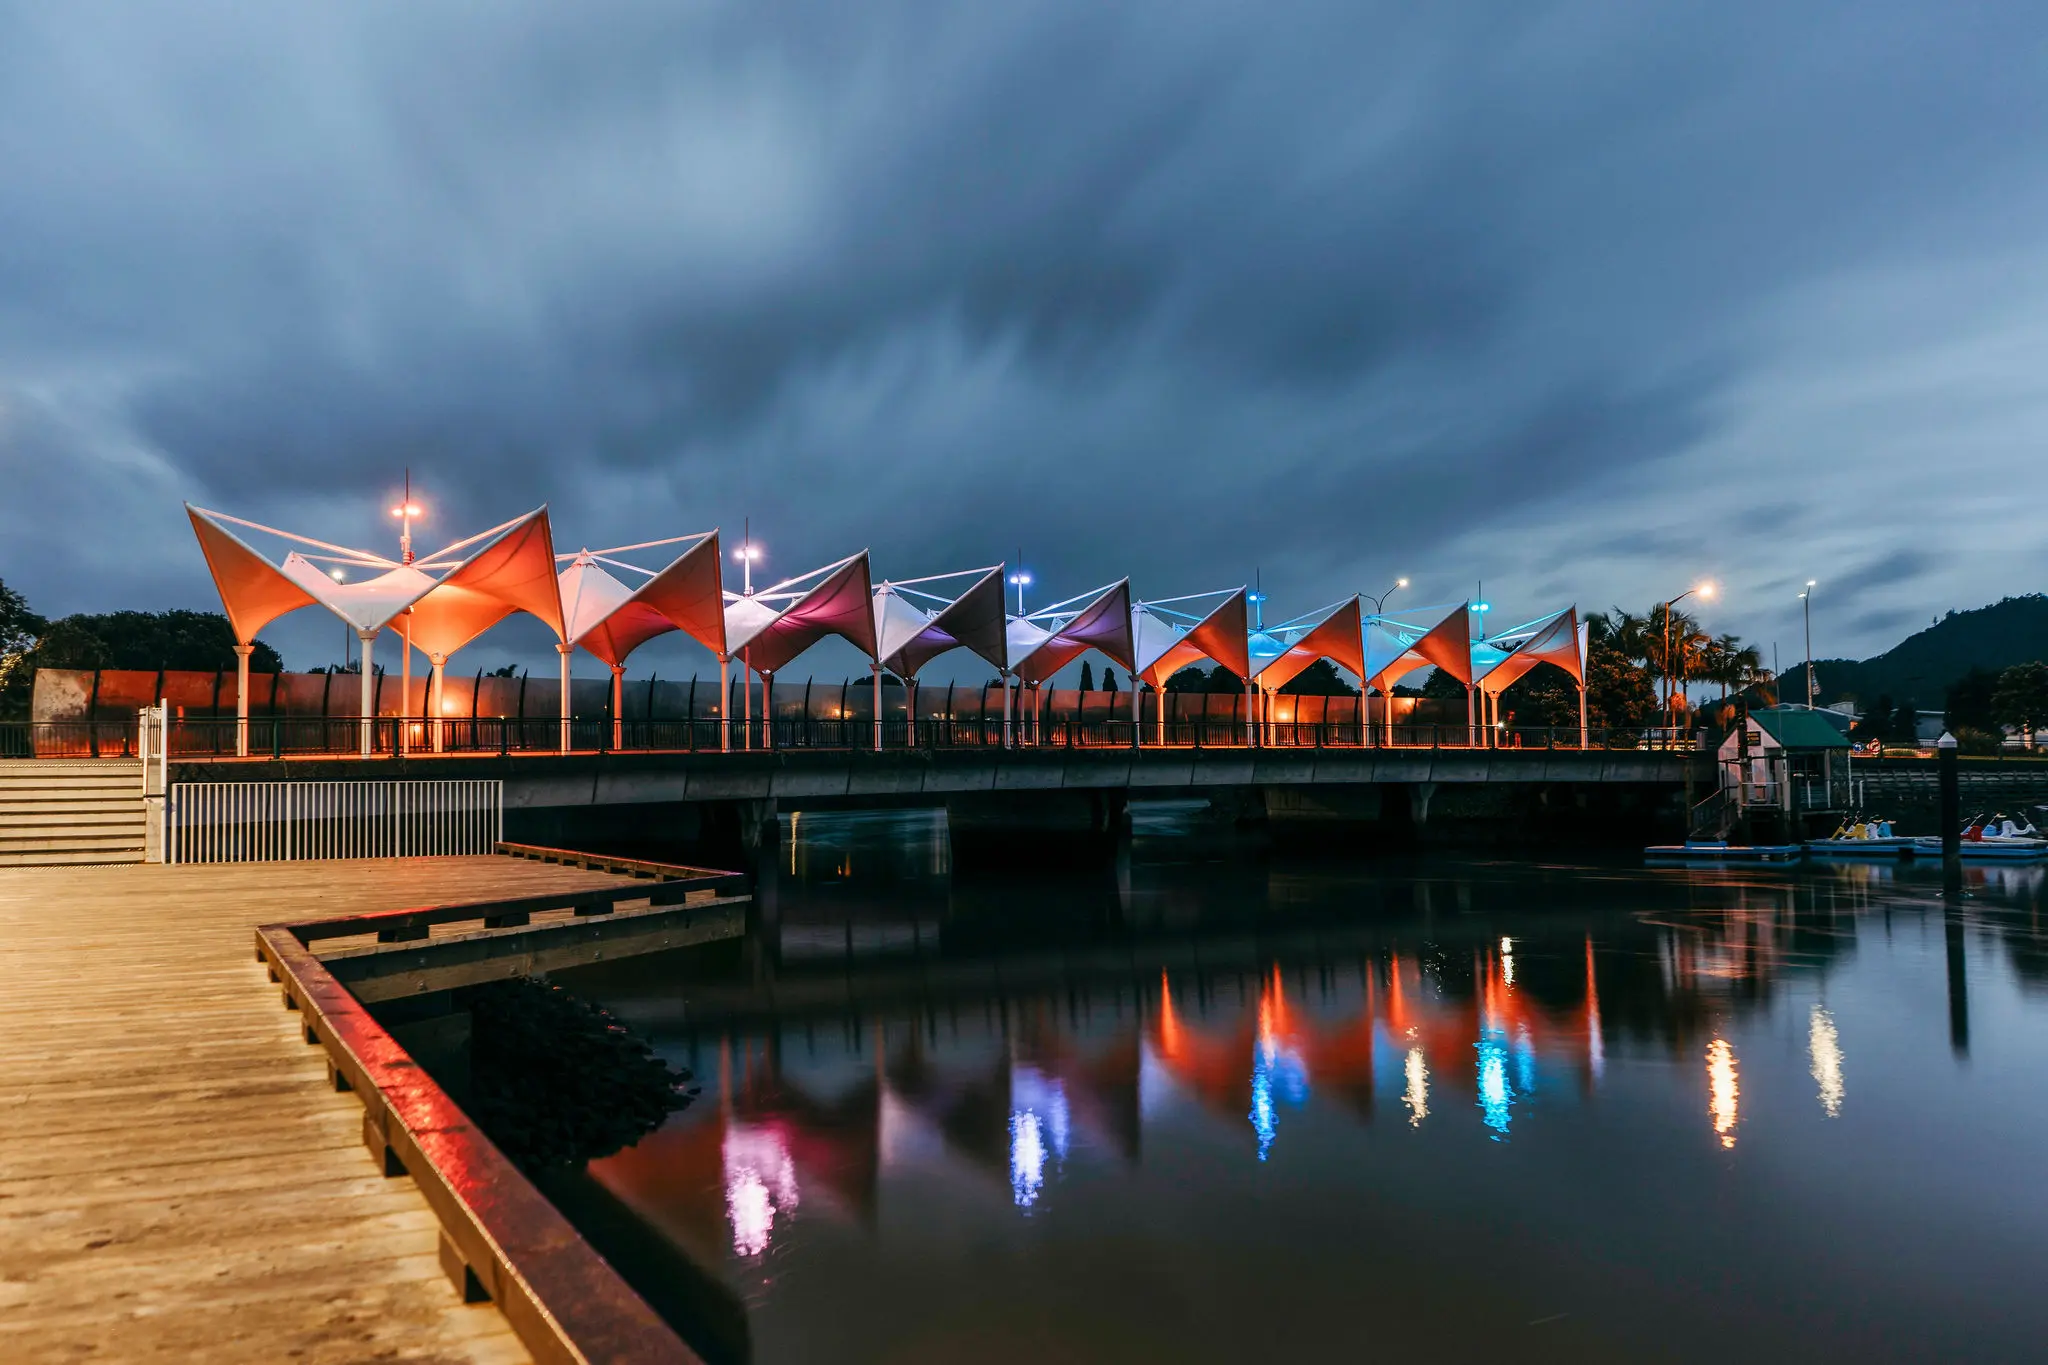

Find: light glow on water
<box><xmin>1707</xmin><ymin>1038</ymin><xmax>1740</xmax><ymax>1149</ymax></box>
<box><xmin>1403</xmin><ymin>1047</ymin><xmax>1430</xmax><ymax>1126</ymax></box>
<box><xmin>1011</xmin><ymin>1109</ymin><xmax>1048</xmax><ymax>1207</ymax></box>
<box><xmin>724</xmin><ymin>1124</ymin><xmax>799</xmax><ymax>1258</ymax></box>
<box><xmin>1809</xmin><ymin>1005</ymin><xmax>1845</xmax><ymax>1118</ymax></box>
<box><xmin>1476</xmin><ymin>1030</ymin><xmax>1513</xmax><ymax>1138</ymax></box>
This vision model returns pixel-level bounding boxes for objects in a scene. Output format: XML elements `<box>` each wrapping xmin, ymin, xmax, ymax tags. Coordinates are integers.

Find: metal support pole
<box><xmin>233</xmin><ymin>644</ymin><xmax>253</xmax><ymax>757</ymax></box>
<box><xmin>872</xmin><ymin>664</ymin><xmax>883</xmax><ymax>753</ymax></box>
<box><xmin>358</xmin><ymin>630</ymin><xmax>377</xmax><ymax>757</ymax></box>
<box><xmin>1002</xmin><ymin>673</ymin><xmax>1013</xmax><ymax>748</ymax></box>
<box><xmin>400</xmin><ymin>614</ymin><xmax>413</xmax><ymax>756</ymax></box>
<box><xmin>1466</xmin><ymin>683</ymin><xmax>1475</xmax><ymax>748</ymax></box>
<box><xmin>556</xmin><ymin>643</ymin><xmax>572</xmax><ymax>753</ymax></box>
<box><xmin>430</xmin><ymin>656</ymin><xmax>447</xmax><ymax>752</ymax></box>
<box><xmin>1938</xmin><ymin>732</ymin><xmax>1960</xmax><ymax>866</ymax></box>
<box><xmin>611</xmin><ymin>664</ymin><xmax>625</xmax><ymax>752</ymax></box>
<box><xmin>763</xmin><ymin>671</ymin><xmax>775</xmax><ymax>750</ymax></box>
<box><xmin>719</xmin><ymin>656</ymin><xmax>730</xmax><ymax>752</ymax></box>
<box><xmin>1579</xmin><ymin>680</ymin><xmax>1589</xmax><ymax>750</ymax></box>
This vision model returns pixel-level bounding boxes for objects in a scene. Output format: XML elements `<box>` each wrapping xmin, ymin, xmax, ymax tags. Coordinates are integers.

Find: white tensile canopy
<box><xmin>1132</xmin><ymin>588</ymin><xmax>1251</xmax><ymax>691</ymax></box>
<box><xmin>872</xmin><ymin>565</ymin><xmax>1009</xmax><ymax>680</ymax></box>
<box><xmin>561</xmin><ymin>533</ymin><xmax>727</xmax><ymax>667</ymax></box>
<box><xmin>1247</xmin><ymin>597</ymin><xmax>1365</xmax><ymax>691</ymax></box>
<box><xmin>1472</xmin><ymin>607</ymin><xmax>1588</xmax><ymax>744</ymax></box>
<box><xmin>186</xmin><ymin>504</ymin><xmax>573</xmax><ymax>755</ymax></box>
<box><xmin>559</xmin><ymin>532</ymin><xmax>727</xmax><ymax>748</ymax></box>
<box><xmin>1361</xmin><ymin>602</ymin><xmax>1474</xmax><ymax>695</ymax></box>
<box><xmin>720</xmin><ymin>551</ymin><xmax>878</xmax><ymax>751</ymax></box>
<box><xmin>1476</xmin><ymin>608</ymin><xmax>1584</xmax><ymax>694</ymax></box>
<box><xmin>1006</xmin><ymin>580</ymin><xmax>1136</xmax><ymax>685</ymax></box>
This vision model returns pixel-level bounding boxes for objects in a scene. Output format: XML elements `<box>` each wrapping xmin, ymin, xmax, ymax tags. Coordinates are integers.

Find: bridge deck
<box><xmin>0</xmin><ymin>856</ymin><xmax>632</xmax><ymax>1364</ymax></box>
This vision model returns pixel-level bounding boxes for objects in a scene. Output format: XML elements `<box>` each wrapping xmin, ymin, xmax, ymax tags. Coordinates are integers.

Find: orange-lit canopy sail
<box><xmin>1248</xmin><ymin>597</ymin><xmax>1365</xmax><ymax>691</ymax></box>
<box><xmin>1362</xmin><ymin>601</ymin><xmax>1474</xmax><ymax>695</ymax></box>
<box><xmin>560</xmin><ymin>532</ymin><xmax>727</xmax><ymax>668</ymax></box>
<box><xmin>1131</xmin><ymin>587</ymin><xmax>1251</xmax><ymax>690</ymax></box>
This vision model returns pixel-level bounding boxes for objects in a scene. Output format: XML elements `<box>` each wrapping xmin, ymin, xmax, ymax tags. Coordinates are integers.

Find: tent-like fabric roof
<box><xmin>1009</xmin><ymin>580</ymin><xmax>1135</xmax><ymax>685</ymax></box>
<box><xmin>1132</xmin><ymin>589</ymin><xmax>1251</xmax><ymax>691</ymax></box>
<box><xmin>1248</xmin><ymin>597</ymin><xmax>1364</xmax><ymax>691</ymax></box>
<box><xmin>562</xmin><ymin>533</ymin><xmax>726</xmax><ymax>668</ymax></box>
<box><xmin>1362</xmin><ymin>603</ymin><xmax>1473</xmax><ymax>695</ymax></box>
<box><xmin>725</xmin><ymin>552</ymin><xmax>878</xmax><ymax>674</ymax></box>
<box><xmin>190</xmin><ymin>503</ymin><xmax>443</xmax><ymax>640</ymax></box>
<box><xmin>187</xmin><ymin>507</ymin><xmax>323</xmax><ymax>644</ymax></box>
<box><xmin>1475</xmin><ymin>608</ymin><xmax>1583</xmax><ymax>696</ymax></box>
<box><xmin>399</xmin><ymin>508</ymin><xmax>566</xmax><ymax>659</ymax></box>
<box><xmin>873</xmin><ymin>566</ymin><xmax>1008</xmax><ymax>679</ymax></box>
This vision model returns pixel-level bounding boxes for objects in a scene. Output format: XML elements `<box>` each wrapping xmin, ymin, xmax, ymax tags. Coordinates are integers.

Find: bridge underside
<box><xmin>170</xmin><ymin>748</ymin><xmax>1706</xmax><ymax>863</ymax></box>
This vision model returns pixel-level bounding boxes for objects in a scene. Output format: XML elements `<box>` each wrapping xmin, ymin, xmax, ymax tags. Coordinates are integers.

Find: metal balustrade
<box><xmin>166</xmin><ymin>779</ymin><xmax>503</xmax><ymax>863</ymax></box>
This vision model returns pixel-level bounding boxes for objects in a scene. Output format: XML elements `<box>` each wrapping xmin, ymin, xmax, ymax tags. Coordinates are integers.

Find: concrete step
<box><xmin>0</xmin><ymin>847</ymin><xmax>145</xmax><ymax>866</ymax></box>
<box><xmin>0</xmin><ymin>810</ymin><xmax>146</xmax><ymax>829</ymax></box>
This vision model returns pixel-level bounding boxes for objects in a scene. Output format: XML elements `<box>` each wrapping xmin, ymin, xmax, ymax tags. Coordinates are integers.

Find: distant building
<box><xmin>1719</xmin><ymin>707</ymin><xmax>1852</xmax><ymax>814</ymax></box>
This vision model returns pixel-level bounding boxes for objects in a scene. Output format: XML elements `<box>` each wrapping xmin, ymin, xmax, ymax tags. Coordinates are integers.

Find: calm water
<box><xmin>554</xmin><ymin>805</ymin><xmax>2048</xmax><ymax>1364</ymax></box>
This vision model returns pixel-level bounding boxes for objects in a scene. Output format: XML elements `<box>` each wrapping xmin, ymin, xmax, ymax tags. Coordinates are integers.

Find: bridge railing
<box><xmin>11</xmin><ymin>714</ymin><xmax>1703</xmax><ymax>760</ymax></box>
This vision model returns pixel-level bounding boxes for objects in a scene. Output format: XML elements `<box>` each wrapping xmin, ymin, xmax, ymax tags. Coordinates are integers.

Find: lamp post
<box><xmin>1008</xmin><ymin>569</ymin><xmax>1032</xmax><ymax>616</ymax></box>
<box><xmin>330</xmin><ymin>568</ymin><xmax>349</xmax><ymax>669</ymax></box>
<box><xmin>390</xmin><ymin>480</ymin><xmax>424</xmax><ymax>755</ymax></box>
<box><xmin>1660</xmin><ymin>583</ymin><xmax>1715</xmax><ymax>740</ymax></box>
<box><xmin>1799</xmin><ymin>580</ymin><xmax>1817</xmax><ymax>709</ymax></box>
<box><xmin>1361</xmin><ymin>579</ymin><xmax>1407</xmax><ymax>744</ymax></box>
<box><xmin>1363</xmin><ymin>577</ymin><xmax>1409</xmax><ymax>615</ymax></box>
<box><xmin>733</xmin><ymin>521</ymin><xmax>762</xmax><ymax>748</ymax></box>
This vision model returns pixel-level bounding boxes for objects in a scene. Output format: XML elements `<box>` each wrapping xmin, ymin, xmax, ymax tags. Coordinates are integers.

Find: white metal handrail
<box><xmin>166</xmin><ymin>779</ymin><xmax>504</xmax><ymax>864</ymax></box>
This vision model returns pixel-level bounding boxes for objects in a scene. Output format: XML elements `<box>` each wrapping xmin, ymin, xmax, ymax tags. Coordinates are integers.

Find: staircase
<box><xmin>0</xmin><ymin>761</ymin><xmax>148</xmax><ymax>866</ymax></box>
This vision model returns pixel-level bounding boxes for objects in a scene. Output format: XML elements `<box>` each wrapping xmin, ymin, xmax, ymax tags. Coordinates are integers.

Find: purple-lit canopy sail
<box><xmin>872</xmin><ymin>565</ymin><xmax>1009</xmax><ymax>680</ymax></box>
<box><xmin>1006</xmin><ymin>580</ymin><xmax>1136</xmax><ymax>685</ymax></box>
<box><xmin>723</xmin><ymin>551</ymin><xmax>878</xmax><ymax>675</ymax></box>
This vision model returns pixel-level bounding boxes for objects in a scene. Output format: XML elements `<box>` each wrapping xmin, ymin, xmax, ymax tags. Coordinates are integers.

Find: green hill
<box><xmin>1812</xmin><ymin>594</ymin><xmax>2048</xmax><ymax>710</ymax></box>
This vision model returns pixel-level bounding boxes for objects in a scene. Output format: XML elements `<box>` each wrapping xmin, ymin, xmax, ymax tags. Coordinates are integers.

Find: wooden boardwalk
<box><xmin>0</xmin><ymin>856</ymin><xmax>637</xmax><ymax>1364</ymax></box>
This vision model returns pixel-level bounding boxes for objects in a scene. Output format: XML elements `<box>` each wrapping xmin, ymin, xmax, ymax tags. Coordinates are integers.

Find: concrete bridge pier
<box><xmin>945</xmin><ymin>789</ymin><xmax>1129</xmax><ymax>867</ymax></box>
<box><xmin>503</xmin><ymin>796</ymin><xmax>778</xmax><ymax>867</ymax></box>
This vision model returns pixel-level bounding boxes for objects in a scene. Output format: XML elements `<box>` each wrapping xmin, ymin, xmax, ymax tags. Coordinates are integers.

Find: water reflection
<box><xmin>1706</xmin><ymin>1038</ymin><xmax>1740</xmax><ymax>1149</ymax></box>
<box><xmin>555</xmin><ymin>805</ymin><xmax>2048</xmax><ymax>1365</ymax></box>
<box><xmin>1809</xmin><ymin>1005</ymin><xmax>1845</xmax><ymax>1118</ymax></box>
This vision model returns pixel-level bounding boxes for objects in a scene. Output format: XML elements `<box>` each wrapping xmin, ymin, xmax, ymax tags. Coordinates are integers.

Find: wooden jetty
<box><xmin>0</xmin><ymin>856</ymin><xmax>674</xmax><ymax>1364</ymax></box>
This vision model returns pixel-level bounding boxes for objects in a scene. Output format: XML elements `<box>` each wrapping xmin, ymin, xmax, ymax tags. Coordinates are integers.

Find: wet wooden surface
<box><xmin>0</xmin><ymin>856</ymin><xmax>632</xmax><ymax>1364</ymax></box>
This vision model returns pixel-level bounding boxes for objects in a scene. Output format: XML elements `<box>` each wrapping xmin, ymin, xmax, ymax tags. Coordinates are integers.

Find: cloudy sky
<box><xmin>2</xmin><ymin>1</ymin><xmax>2043</xmax><ymax>676</ymax></box>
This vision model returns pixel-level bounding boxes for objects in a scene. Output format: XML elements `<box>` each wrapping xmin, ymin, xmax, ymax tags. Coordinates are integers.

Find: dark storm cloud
<box><xmin>2</xmin><ymin>0</ymin><xmax>2045</xmax><ymax>662</ymax></box>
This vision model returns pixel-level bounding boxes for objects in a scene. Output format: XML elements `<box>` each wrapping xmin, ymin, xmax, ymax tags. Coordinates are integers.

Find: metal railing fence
<box><xmin>3</xmin><ymin>715</ymin><xmax>1710</xmax><ymax>760</ymax></box>
<box><xmin>166</xmin><ymin>779</ymin><xmax>503</xmax><ymax>864</ymax></box>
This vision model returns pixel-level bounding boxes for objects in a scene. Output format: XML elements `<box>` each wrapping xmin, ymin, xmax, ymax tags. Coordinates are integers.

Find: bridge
<box><xmin>163</xmin><ymin>739</ymin><xmax>1708</xmax><ymax>861</ymax></box>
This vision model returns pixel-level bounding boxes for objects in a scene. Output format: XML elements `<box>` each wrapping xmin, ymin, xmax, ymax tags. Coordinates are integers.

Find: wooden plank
<box><xmin>0</xmin><ymin>856</ymin><xmax>661</xmax><ymax>1364</ymax></box>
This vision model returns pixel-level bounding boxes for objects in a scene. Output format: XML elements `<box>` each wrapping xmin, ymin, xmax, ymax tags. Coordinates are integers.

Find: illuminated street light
<box><xmin>1799</xmin><ymin>580</ymin><xmax>1817</xmax><ymax>709</ymax></box>
<box><xmin>1661</xmin><ymin>581</ymin><xmax>1717</xmax><ymax>732</ymax></box>
<box><xmin>1364</xmin><ymin>577</ymin><xmax>1408</xmax><ymax>615</ymax></box>
<box><xmin>734</xmin><ymin>519</ymin><xmax>762</xmax><ymax>594</ymax></box>
<box><xmin>1008</xmin><ymin>568</ymin><xmax>1033</xmax><ymax>616</ymax></box>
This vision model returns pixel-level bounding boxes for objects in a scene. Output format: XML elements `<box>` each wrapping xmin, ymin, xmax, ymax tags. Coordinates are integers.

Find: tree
<box><xmin>33</xmin><ymin>610</ymin><xmax>281</xmax><ymax>673</ymax></box>
<box><xmin>0</xmin><ymin>578</ymin><xmax>47</xmax><ymax>719</ymax></box>
<box><xmin>1852</xmin><ymin>693</ymin><xmax>1895</xmax><ymax>743</ymax></box>
<box><xmin>1278</xmin><ymin>659</ymin><xmax>1358</xmax><ymax>696</ymax></box>
<box><xmin>1078</xmin><ymin>661</ymin><xmax>1094</xmax><ymax>691</ymax></box>
<box><xmin>1499</xmin><ymin>665</ymin><xmax>1579</xmax><ymax>727</ymax></box>
<box><xmin>1992</xmin><ymin>661</ymin><xmax>2048</xmax><ymax>749</ymax></box>
<box><xmin>1165</xmin><ymin>665</ymin><xmax>1211</xmax><ymax>692</ymax></box>
<box><xmin>1102</xmin><ymin>667</ymin><xmax>1119</xmax><ymax>693</ymax></box>
<box><xmin>1420</xmin><ymin>667</ymin><xmax>1465</xmax><ymax>700</ymax></box>
<box><xmin>1946</xmin><ymin>666</ymin><xmax>1998</xmax><ymax>733</ymax></box>
<box><xmin>1203</xmin><ymin>664</ymin><xmax>1243</xmax><ymax>693</ymax></box>
<box><xmin>1892</xmin><ymin>699</ymin><xmax>1920</xmax><ymax>742</ymax></box>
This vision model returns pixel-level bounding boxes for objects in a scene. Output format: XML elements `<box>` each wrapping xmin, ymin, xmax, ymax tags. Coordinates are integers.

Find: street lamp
<box><xmin>733</xmin><ymin>520</ymin><xmax>762</xmax><ymax>596</ymax></box>
<box><xmin>1799</xmin><ymin>580</ymin><xmax>1817</xmax><ymax>709</ymax></box>
<box><xmin>1008</xmin><ymin>568</ymin><xmax>1033</xmax><ymax>616</ymax></box>
<box><xmin>1364</xmin><ymin>577</ymin><xmax>1409</xmax><ymax>615</ymax></box>
<box><xmin>1661</xmin><ymin>582</ymin><xmax>1716</xmax><ymax>733</ymax></box>
<box><xmin>389</xmin><ymin>470</ymin><xmax>422</xmax><ymax>565</ymax></box>
<box><xmin>330</xmin><ymin>568</ymin><xmax>350</xmax><ymax>668</ymax></box>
